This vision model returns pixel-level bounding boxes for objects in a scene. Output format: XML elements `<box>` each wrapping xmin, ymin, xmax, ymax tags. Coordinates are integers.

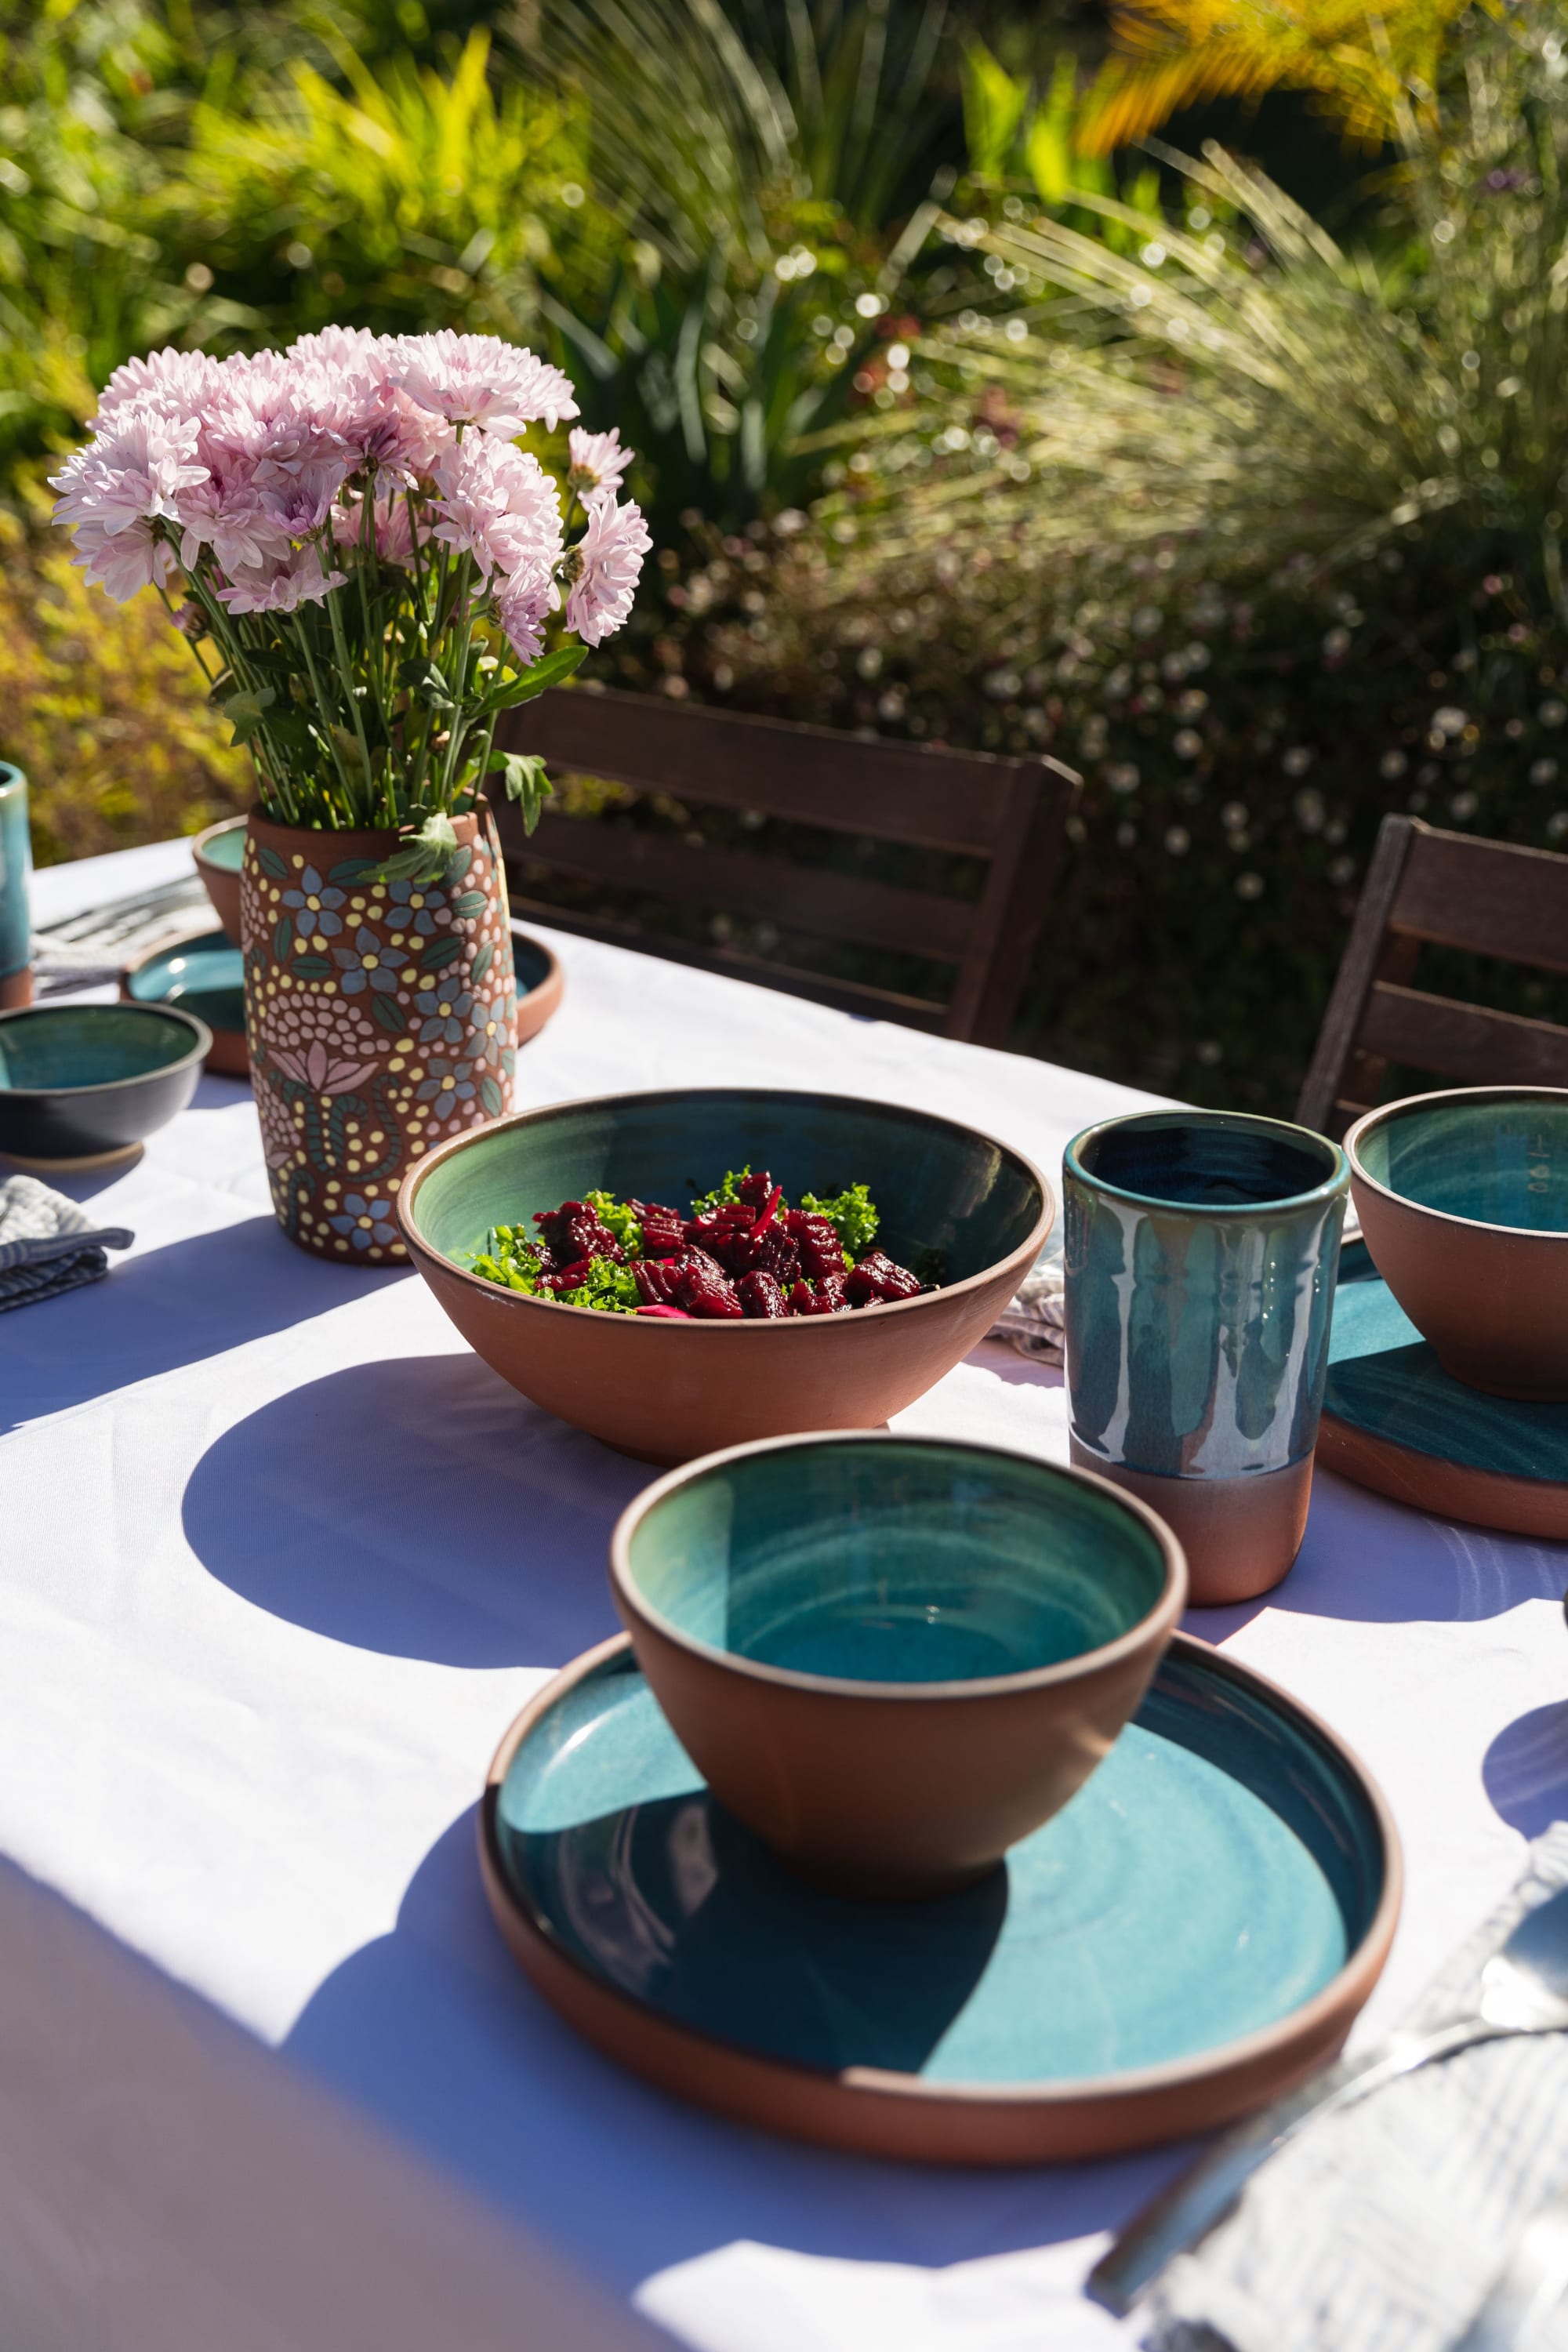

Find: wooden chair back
<box><xmin>488</xmin><ymin>688</ymin><xmax>1078</xmax><ymax>1047</ymax></box>
<box><xmin>1296</xmin><ymin>814</ymin><xmax>1568</xmax><ymax>1138</ymax></box>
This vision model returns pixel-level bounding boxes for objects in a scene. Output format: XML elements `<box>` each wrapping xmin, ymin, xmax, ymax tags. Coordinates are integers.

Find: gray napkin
<box><xmin>987</xmin><ymin>1229</ymin><xmax>1065</xmax><ymax>1365</ymax></box>
<box><xmin>0</xmin><ymin>1173</ymin><xmax>134</xmax><ymax>1311</ymax></box>
<box><xmin>1146</xmin><ymin>1822</ymin><xmax>1568</xmax><ymax>2352</ymax></box>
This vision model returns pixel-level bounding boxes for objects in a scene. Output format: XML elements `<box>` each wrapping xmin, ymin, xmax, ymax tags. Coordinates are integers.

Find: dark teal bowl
<box><xmin>400</xmin><ymin>1087</ymin><xmax>1053</xmax><ymax>1463</ymax></box>
<box><xmin>122</xmin><ymin>928</ymin><xmax>246</xmax><ymax>1073</ymax></box>
<box><xmin>609</xmin><ymin>1432</ymin><xmax>1186</xmax><ymax>1894</ymax></box>
<box><xmin>0</xmin><ymin>1002</ymin><xmax>209</xmax><ymax>1167</ymax></box>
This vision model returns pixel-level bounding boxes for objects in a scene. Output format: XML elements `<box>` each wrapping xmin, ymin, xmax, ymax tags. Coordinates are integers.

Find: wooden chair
<box><xmin>487</xmin><ymin>688</ymin><xmax>1079</xmax><ymax>1047</ymax></box>
<box><xmin>1296</xmin><ymin>814</ymin><xmax>1568</xmax><ymax>1138</ymax></box>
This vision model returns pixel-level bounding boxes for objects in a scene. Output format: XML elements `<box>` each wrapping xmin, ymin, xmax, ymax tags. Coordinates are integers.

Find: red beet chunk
<box><xmin>782</xmin><ymin>1210</ymin><xmax>847</xmax><ymax>1282</ymax></box>
<box><xmin>541</xmin><ymin>1257</ymin><xmax>595</xmax><ymax>1293</ymax></box>
<box><xmin>677</xmin><ymin>1259</ymin><xmax>745</xmax><ymax>1319</ymax></box>
<box><xmin>787</xmin><ymin>1272</ymin><xmax>848</xmax><ymax>1316</ymax></box>
<box><xmin>736</xmin><ymin>1170</ymin><xmax>775</xmax><ymax>1208</ymax></box>
<box><xmin>634</xmin><ymin>1260</ymin><xmax>682</xmax><ymax>1306</ymax></box>
<box><xmin>536</xmin><ymin>1199</ymin><xmax>625</xmax><ymax>1265</ymax></box>
<box><xmin>844</xmin><ymin>1250</ymin><xmax>924</xmax><ymax>1305</ymax></box>
<box><xmin>738</xmin><ymin>1270</ymin><xmax>788</xmax><ymax>1319</ymax></box>
<box><xmin>636</xmin><ymin>1303</ymin><xmax>691</xmax><ymax>1320</ymax></box>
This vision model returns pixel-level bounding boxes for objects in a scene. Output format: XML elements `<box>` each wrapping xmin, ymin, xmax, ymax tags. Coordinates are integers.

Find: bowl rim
<box><xmin>506</xmin><ymin>920</ymin><xmax>563</xmax><ymax>1001</ymax></box>
<box><xmin>1345</xmin><ymin>1084</ymin><xmax>1568</xmax><ymax>1243</ymax></box>
<box><xmin>609</xmin><ymin>1428</ymin><xmax>1189</xmax><ymax>1703</ymax></box>
<box><xmin>191</xmin><ymin>811</ymin><xmax>249</xmax><ymax>867</ymax></box>
<box><xmin>0</xmin><ymin>760</ymin><xmax>24</xmax><ymax>797</ymax></box>
<box><xmin>397</xmin><ymin>1083</ymin><xmax>1056</xmax><ymax>1334</ymax></box>
<box><xmin>1065</xmin><ymin>1107</ymin><xmax>1349</xmax><ymax>1217</ymax></box>
<box><xmin>0</xmin><ymin>1000</ymin><xmax>213</xmax><ymax>1097</ymax></box>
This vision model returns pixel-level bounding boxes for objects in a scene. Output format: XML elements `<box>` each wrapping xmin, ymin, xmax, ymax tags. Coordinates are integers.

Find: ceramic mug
<box><xmin>1063</xmin><ymin>1109</ymin><xmax>1350</xmax><ymax>1606</ymax></box>
<box><xmin>0</xmin><ymin>763</ymin><xmax>31</xmax><ymax>1010</ymax></box>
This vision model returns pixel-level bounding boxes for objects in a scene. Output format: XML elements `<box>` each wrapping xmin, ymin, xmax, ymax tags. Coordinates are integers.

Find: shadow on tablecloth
<box><xmin>0</xmin><ymin>1214</ymin><xmax>408</xmax><ymax>1437</ymax></box>
<box><xmin>283</xmin><ymin>1807</ymin><xmax>1175</xmax><ymax>2299</ymax></box>
<box><xmin>182</xmin><ymin>1352</ymin><xmax>647</xmax><ymax>1666</ymax></box>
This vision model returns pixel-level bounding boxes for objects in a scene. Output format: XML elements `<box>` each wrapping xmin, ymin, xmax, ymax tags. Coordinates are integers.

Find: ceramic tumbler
<box><xmin>1063</xmin><ymin>1110</ymin><xmax>1350</xmax><ymax>1606</ymax></box>
<box><xmin>0</xmin><ymin>764</ymin><xmax>31</xmax><ymax>1010</ymax></box>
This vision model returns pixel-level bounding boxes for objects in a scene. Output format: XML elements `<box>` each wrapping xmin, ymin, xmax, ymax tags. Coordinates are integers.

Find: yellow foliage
<box><xmin>1079</xmin><ymin>0</ymin><xmax>1472</xmax><ymax>154</ymax></box>
<box><xmin>0</xmin><ymin>517</ymin><xmax>248</xmax><ymax>867</ymax></box>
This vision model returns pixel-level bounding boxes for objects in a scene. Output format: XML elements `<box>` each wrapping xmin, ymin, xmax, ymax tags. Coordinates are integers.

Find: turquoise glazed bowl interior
<box><xmin>511</xmin><ymin>932</ymin><xmax>553</xmax><ymax>997</ymax></box>
<box><xmin>409</xmin><ymin>1087</ymin><xmax>1044</xmax><ymax>1287</ymax></box>
<box><xmin>197</xmin><ymin>816</ymin><xmax>247</xmax><ymax>873</ymax></box>
<box><xmin>125</xmin><ymin>929</ymin><xmax>245</xmax><ymax>1035</ymax></box>
<box><xmin>0</xmin><ymin>1003</ymin><xmax>203</xmax><ymax>1091</ymax></box>
<box><xmin>1069</xmin><ymin>1112</ymin><xmax>1344</xmax><ymax>1210</ymax></box>
<box><xmin>620</xmin><ymin>1436</ymin><xmax>1173</xmax><ymax>1685</ymax></box>
<box><xmin>1353</xmin><ymin>1090</ymin><xmax>1568</xmax><ymax>1233</ymax></box>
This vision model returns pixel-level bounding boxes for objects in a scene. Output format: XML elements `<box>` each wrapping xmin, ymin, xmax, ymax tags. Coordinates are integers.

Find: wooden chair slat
<box><xmin>1392</xmin><ymin>828</ymin><xmax>1568</xmax><ymax>975</ymax></box>
<box><xmin>511</xmin><ymin>687</ymin><xmax>1052</xmax><ymax>854</ymax></box>
<box><xmin>1298</xmin><ymin>814</ymin><xmax>1568</xmax><ymax>1135</ymax></box>
<box><xmin>1359</xmin><ymin>981</ymin><xmax>1568</xmax><ymax>1090</ymax></box>
<box><xmin>505</xmin><ymin>806</ymin><xmax>975</xmax><ymax>963</ymax></box>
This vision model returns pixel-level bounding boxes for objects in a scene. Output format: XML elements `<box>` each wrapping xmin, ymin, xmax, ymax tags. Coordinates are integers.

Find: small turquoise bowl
<box><xmin>122</xmin><ymin>927</ymin><xmax>247</xmax><ymax>1076</ymax></box>
<box><xmin>0</xmin><ymin>762</ymin><xmax>31</xmax><ymax>996</ymax></box>
<box><xmin>610</xmin><ymin>1431</ymin><xmax>1186</xmax><ymax>1897</ymax></box>
<box><xmin>0</xmin><ymin>1002</ymin><xmax>209</xmax><ymax>1168</ymax></box>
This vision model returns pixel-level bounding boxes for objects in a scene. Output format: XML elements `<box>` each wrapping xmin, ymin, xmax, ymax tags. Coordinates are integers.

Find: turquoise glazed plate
<box><xmin>1319</xmin><ymin>1240</ymin><xmax>1568</xmax><ymax>1538</ymax></box>
<box><xmin>122</xmin><ymin>927</ymin><xmax>247</xmax><ymax>1076</ymax></box>
<box><xmin>480</xmin><ymin>1632</ymin><xmax>1400</xmax><ymax>2162</ymax></box>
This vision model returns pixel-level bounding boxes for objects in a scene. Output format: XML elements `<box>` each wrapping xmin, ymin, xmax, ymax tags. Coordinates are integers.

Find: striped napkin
<box><xmin>1146</xmin><ymin>1823</ymin><xmax>1568</xmax><ymax>2352</ymax></box>
<box><xmin>0</xmin><ymin>1173</ymin><xmax>133</xmax><ymax>1311</ymax></box>
<box><xmin>987</xmin><ymin>1230</ymin><xmax>1065</xmax><ymax>1365</ymax></box>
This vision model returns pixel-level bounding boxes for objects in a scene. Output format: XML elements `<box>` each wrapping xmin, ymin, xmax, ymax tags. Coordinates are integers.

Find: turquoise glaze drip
<box><xmin>1358</xmin><ymin>1094</ymin><xmax>1568</xmax><ymax>1235</ymax></box>
<box><xmin>1065</xmin><ymin>1112</ymin><xmax>1349</xmax><ymax>1481</ymax></box>
<box><xmin>0</xmin><ymin>764</ymin><xmax>31</xmax><ymax>984</ymax></box>
<box><xmin>625</xmin><ymin>1439</ymin><xmax>1169</xmax><ymax>1683</ymax></box>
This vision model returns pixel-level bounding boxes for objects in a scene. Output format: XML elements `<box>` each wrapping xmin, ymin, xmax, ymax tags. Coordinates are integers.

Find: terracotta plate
<box><xmin>479</xmin><ymin>1632</ymin><xmax>1399</xmax><ymax>2164</ymax></box>
<box><xmin>1320</xmin><ymin>1242</ymin><xmax>1568</xmax><ymax>1539</ymax></box>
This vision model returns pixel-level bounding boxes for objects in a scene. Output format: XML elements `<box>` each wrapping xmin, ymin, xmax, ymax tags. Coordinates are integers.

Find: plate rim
<box><xmin>477</xmin><ymin>1629</ymin><xmax>1402</xmax><ymax>2158</ymax></box>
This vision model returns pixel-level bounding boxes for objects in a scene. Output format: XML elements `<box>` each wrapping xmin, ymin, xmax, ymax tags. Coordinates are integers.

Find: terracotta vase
<box><xmin>240</xmin><ymin>807</ymin><xmax>516</xmax><ymax>1264</ymax></box>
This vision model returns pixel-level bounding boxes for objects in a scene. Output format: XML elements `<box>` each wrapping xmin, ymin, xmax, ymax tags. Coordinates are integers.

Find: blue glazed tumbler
<box><xmin>0</xmin><ymin>763</ymin><xmax>31</xmax><ymax>1010</ymax></box>
<box><xmin>1063</xmin><ymin>1110</ymin><xmax>1350</xmax><ymax>1606</ymax></box>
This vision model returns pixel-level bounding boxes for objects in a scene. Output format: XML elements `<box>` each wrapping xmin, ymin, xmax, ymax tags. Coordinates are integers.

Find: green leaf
<box><xmin>399</xmin><ymin>656</ymin><xmax>456</xmax><ymax>711</ymax></box>
<box><xmin>481</xmin><ymin>1075</ymin><xmax>503</xmax><ymax>1118</ymax></box>
<box><xmin>480</xmin><ymin>641</ymin><xmax>588</xmax><ymax>713</ymax></box>
<box><xmin>293</xmin><ymin>955</ymin><xmax>332</xmax><ymax>979</ymax></box>
<box><xmin>370</xmin><ymin>990</ymin><xmax>405</xmax><ymax>1034</ymax></box>
<box><xmin>328</xmin><ymin>858</ymin><xmax>379</xmax><ymax>885</ymax></box>
<box><xmin>471</xmin><ymin>940</ymin><xmax>494</xmax><ymax>982</ymax></box>
<box><xmin>272</xmin><ymin>915</ymin><xmax>292</xmax><ymax>962</ymax></box>
<box><xmin>421</xmin><ymin>934</ymin><xmax>463</xmax><ymax>971</ymax></box>
<box><xmin>451</xmin><ymin>890</ymin><xmax>488</xmax><ymax>920</ymax></box>
<box><xmin>221</xmin><ymin>685</ymin><xmax>276</xmax><ymax>747</ymax></box>
<box><xmin>258</xmin><ymin>846</ymin><xmax>289</xmax><ymax>882</ymax></box>
<box><xmin>488</xmin><ymin>750</ymin><xmax>553</xmax><ymax>836</ymax></box>
<box><xmin>367</xmin><ymin>812</ymin><xmax>459</xmax><ymax>887</ymax></box>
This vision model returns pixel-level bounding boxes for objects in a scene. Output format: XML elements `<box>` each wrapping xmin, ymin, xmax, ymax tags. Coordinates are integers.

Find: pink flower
<box><xmin>67</xmin><ymin>517</ymin><xmax>180</xmax><ymax>603</ymax></box>
<box><xmin>564</xmin><ymin>495</ymin><xmax>650</xmax><ymax>646</ymax></box>
<box><xmin>215</xmin><ymin>543</ymin><xmax>346</xmax><ymax>614</ymax></box>
<box><xmin>50</xmin><ymin>406</ymin><xmax>208</xmax><ymax>538</ymax></box>
<box><xmin>430</xmin><ymin>437</ymin><xmax>561</xmax><ymax>582</ymax></box>
<box><xmin>567</xmin><ymin>426</ymin><xmax>632</xmax><ymax>502</ymax></box>
<box><xmin>91</xmin><ymin>347</ymin><xmax>223</xmax><ymax>430</ymax></box>
<box><xmin>390</xmin><ymin>331</ymin><xmax>579</xmax><ymax>435</ymax></box>
<box><xmin>177</xmin><ymin>475</ymin><xmax>288</xmax><ymax>576</ymax></box>
<box><xmin>495</xmin><ymin>558</ymin><xmax>557</xmax><ymax>664</ymax></box>
<box><xmin>285</xmin><ymin>326</ymin><xmax>395</xmax><ymax>377</ymax></box>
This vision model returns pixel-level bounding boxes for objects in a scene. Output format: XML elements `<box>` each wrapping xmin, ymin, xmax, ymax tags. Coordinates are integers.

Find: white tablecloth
<box><xmin>8</xmin><ymin>840</ymin><xmax>1568</xmax><ymax>2350</ymax></box>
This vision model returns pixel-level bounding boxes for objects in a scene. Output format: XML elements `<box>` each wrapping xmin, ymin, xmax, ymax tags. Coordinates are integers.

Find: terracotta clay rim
<box><xmin>0</xmin><ymin>1001</ymin><xmax>212</xmax><ymax>1097</ymax></box>
<box><xmin>478</xmin><ymin>1631</ymin><xmax>1403</xmax><ymax>2154</ymax></box>
<box><xmin>609</xmin><ymin>1428</ymin><xmax>1188</xmax><ymax>1704</ymax></box>
<box><xmin>1065</xmin><ymin>1106</ymin><xmax>1349</xmax><ymax>1218</ymax></box>
<box><xmin>191</xmin><ymin>811</ymin><xmax>248</xmax><ymax>873</ymax></box>
<box><xmin>1345</xmin><ymin>1085</ymin><xmax>1568</xmax><ymax>1245</ymax></box>
<box><xmin>509</xmin><ymin>924</ymin><xmax>564</xmax><ymax>1036</ymax></box>
<box><xmin>1318</xmin><ymin>1409</ymin><xmax>1568</xmax><ymax>1537</ymax></box>
<box><xmin>398</xmin><ymin>1087</ymin><xmax>1055</xmax><ymax>1335</ymax></box>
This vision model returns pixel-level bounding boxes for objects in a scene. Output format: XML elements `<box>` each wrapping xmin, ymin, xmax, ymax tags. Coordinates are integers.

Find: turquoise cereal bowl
<box><xmin>610</xmin><ymin>1431</ymin><xmax>1186</xmax><ymax>1896</ymax></box>
<box><xmin>1347</xmin><ymin>1087</ymin><xmax>1568</xmax><ymax>1399</ymax></box>
<box><xmin>399</xmin><ymin>1087</ymin><xmax>1054</xmax><ymax>1463</ymax></box>
<box><xmin>0</xmin><ymin>1001</ymin><xmax>209</xmax><ymax>1168</ymax></box>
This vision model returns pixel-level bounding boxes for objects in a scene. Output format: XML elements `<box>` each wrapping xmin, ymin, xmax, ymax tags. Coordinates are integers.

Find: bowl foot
<box><xmin>3</xmin><ymin>1141</ymin><xmax>144</xmax><ymax>1173</ymax></box>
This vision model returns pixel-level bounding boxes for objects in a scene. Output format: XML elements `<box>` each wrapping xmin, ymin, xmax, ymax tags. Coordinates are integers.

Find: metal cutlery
<box><xmin>1090</xmin><ymin>1880</ymin><xmax>1568</xmax><ymax>2314</ymax></box>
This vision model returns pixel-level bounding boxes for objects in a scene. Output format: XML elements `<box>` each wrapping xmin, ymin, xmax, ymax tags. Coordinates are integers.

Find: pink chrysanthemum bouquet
<box><xmin>49</xmin><ymin>327</ymin><xmax>649</xmax><ymax>875</ymax></box>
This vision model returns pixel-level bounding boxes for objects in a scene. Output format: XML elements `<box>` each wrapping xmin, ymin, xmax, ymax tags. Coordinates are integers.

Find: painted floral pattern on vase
<box><xmin>241</xmin><ymin>808</ymin><xmax>516</xmax><ymax>1262</ymax></box>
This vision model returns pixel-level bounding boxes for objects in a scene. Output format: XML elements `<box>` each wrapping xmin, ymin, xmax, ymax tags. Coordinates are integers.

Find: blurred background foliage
<box><xmin>5</xmin><ymin>0</ymin><xmax>1568</xmax><ymax>1112</ymax></box>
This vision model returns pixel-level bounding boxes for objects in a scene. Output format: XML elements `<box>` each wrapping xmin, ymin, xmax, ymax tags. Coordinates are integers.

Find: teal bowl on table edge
<box><xmin>397</xmin><ymin>1087</ymin><xmax>1053</xmax><ymax>1463</ymax></box>
<box><xmin>610</xmin><ymin>1429</ymin><xmax>1187</xmax><ymax>1899</ymax></box>
<box><xmin>1347</xmin><ymin>1087</ymin><xmax>1568</xmax><ymax>1402</ymax></box>
<box><xmin>191</xmin><ymin>812</ymin><xmax>247</xmax><ymax>946</ymax></box>
<box><xmin>0</xmin><ymin>762</ymin><xmax>32</xmax><ymax>1009</ymax></box>
<box><xmin>122</xmin><ymin>928</ymin><xmax>247</xmax><ymax>1076</ymax></box>
<box><xmin>0</xmin><ymin>1001</ymin><xmax>209</xmax><ymax>1169</ymax></box>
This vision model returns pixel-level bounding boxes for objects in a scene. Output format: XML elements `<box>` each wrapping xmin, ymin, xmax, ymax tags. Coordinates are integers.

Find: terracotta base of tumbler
<box><xmin>1068</xmin><ymin>1439</ymin><xmax>1313</xmax><ymax>1608</ymax></box>
<box><xmin>0</xmin><ymin>968</ymin><xmax>31</xmax><ymax>1010</ymax></box>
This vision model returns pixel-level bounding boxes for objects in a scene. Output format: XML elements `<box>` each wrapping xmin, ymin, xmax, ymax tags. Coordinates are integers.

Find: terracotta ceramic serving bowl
<box><xmin>1345</xmin><ymin>1087</ymin><xmax>1568</xmax><ymax>1400</ymax></box>
<box><xmin>0</xmin><ymin>1001</ymin><xmax>209</xmax><ymax>1168</ymax></box>
<box><xmin>191</xmin><ymin>813</ymin><xmax>247</xmax><ymax>946</ymax></box>
<box><xmin>608</xmin><ymin>1430</ymin><xmax>1187</xmax><ymax>1898</ymax></box>
<box><xmin>399</xmin><ymin>1087</ymin><xmax>1053</xmax><ymax>1463</ymax></box>
<box><xmin>510</xmin><ymin>924</ymin><xmax>564</xmax><ymax>1047</ymax></box>
<box><xmin>121</xmin><ymin>927</ymin><xmax>247</xmax><ymax>1076</ymax></box>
